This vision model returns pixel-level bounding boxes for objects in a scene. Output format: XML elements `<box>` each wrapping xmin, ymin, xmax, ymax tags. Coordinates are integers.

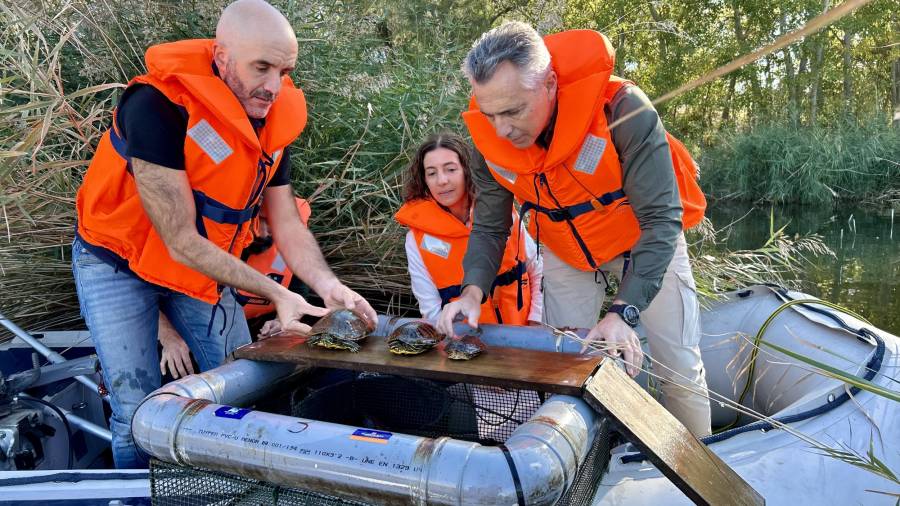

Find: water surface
<box><xmin>705</xmin><ymin>204</ymin><xmax>898</xmax><ymax>336</ymax></box>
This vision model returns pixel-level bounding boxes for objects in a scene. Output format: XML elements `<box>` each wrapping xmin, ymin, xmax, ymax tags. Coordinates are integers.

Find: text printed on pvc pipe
<box><xmin>189</xmin><ymin>426</ymin><xmax>423</xmax><ymax>473</ymax></box>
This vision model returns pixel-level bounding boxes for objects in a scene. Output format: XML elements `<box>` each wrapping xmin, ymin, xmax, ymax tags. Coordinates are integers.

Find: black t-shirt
<box><xmin>116</xmin><ymin>84</ymin><xmax>292</xmax><ymax>186</ymax></box>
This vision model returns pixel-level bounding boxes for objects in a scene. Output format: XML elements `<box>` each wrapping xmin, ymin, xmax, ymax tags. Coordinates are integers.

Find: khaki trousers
<box><xmin>542</xmin><ymin>234</ymin><xmax>712</xmax><ymax>436</ymax></box>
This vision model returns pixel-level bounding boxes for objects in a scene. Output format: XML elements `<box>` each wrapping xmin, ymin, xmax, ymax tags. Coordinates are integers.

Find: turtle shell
<box><xmin>307</xmin><ymin>309</ymin><xmax>369</xmax><ymax>352</ymax></box>
<box><xmin>387</xmin><ymin>321</ymin><xmax>443</xmax><ymax>355</ymax></box>
<box><xmin>309</xmin><ymin>309</ymin><xmax>369</xmax><ymax>342</ymax></box>
<box><xmin>445</xmin><ymin>335</ymin><xmax>486</xmax><ymax>360</ymax></box>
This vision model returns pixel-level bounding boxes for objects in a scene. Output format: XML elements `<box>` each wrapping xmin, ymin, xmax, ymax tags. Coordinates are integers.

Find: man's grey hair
<box><xmin>462</xmin><ymin>21</ymin><xmax>551</xmax><ymax>90</ymax></box>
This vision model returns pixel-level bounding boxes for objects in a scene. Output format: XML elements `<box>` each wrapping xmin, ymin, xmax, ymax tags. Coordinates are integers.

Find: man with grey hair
<box><xmin>436</xmin><ymin>21</ymin><xmax>711</xmax><ymax>436</ymax></box>
<box><xmin>73</xmin><ymin>0</ymin><xmax>376</xmax><ymax>467</ymax></box>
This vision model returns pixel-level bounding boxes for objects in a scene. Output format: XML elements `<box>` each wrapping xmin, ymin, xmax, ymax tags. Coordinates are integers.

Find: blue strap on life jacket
<box><xmin>492</xmin><ymin>260</ymin><xmax>526</xmax><ymax>311</ymax></box>
<box><xmin>192</xmin><ymin>190</ymin><xmax>261</xmax><ymax>239</ymax></box>
<box><xmin>108</xmin><ymin>127</ymin><xmax>133</xmax><ymax>173</ymax></box>
<box><xmin>518</xmin><ymin>189</ymin><xmax>625</xmax><ymax>223</ymax></box>
<box><xmin>519</xmin><ymin>180</ymin><xmax>627</xmax><ymax>271</ymax></box>
<box><xmin>437</xmin><ymin>260</ymin><xmax>527</xmax><ymax>316</ymax></box>
<box><xmin>437</xmin><ymin>285</ymin><xmax>463</xmax><ymax>308</ymax></box>
<box><xmin>108</xmin><ymin>123</ymin><xmax>261</xmax><ymax>239</ymax></box>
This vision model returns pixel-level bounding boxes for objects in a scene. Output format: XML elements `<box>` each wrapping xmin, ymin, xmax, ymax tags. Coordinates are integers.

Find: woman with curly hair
<box><xmin>395</xmin><ymin>133</ymin><xmax>542</xmax><ymax>324</ymax></box>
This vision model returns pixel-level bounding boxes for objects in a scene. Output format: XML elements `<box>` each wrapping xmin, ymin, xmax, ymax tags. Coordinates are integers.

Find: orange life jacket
<box><xmin>76</xmin><ymin>39</ymin><xmax>307</xmax><ymax>303</ymax></box>
<box><xmin>462</xmin><ymin>30</ymin><xmax>706</xmax><ymax>272</ymax></box>
<box><xmin>394</xmin><ymin>199</ymin><xmax>532</xmax><ymax>325</ymax></box>
<box><xmin>239</xmin><ymin>197</ymin><xmax>312</xmax><ymax>320</ymax></box>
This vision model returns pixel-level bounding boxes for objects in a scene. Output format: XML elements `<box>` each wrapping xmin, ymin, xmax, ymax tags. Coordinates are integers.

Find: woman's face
<box><xmin>423</xmin><ymin>147</ymin><xmax>467</xmax><ymax>210</ymax></box>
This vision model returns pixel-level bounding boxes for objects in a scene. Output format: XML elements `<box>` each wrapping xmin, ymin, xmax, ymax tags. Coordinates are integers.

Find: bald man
<box><xmin>73</xmin><ymin>0</ymin><xmax>376</xmax><ymax>468</ymax></box>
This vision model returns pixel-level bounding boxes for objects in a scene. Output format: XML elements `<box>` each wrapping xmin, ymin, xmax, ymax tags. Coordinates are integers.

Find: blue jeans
<box><xmin>71</xmin><ymin>238</ymin><xmax>251</xmax><ymax>468</ymax></box>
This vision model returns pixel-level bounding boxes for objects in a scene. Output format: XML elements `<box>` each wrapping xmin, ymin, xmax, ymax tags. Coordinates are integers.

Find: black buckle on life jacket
<box><xmin>491</xmin><ymin>260</ymin><xmax>526</xmax><ymax>312</ymax></box>
<box><xmin>520</xmin><ymin>189</ymin><xmax>626</xmax><ymax>224</ymax></box>
<box><xmin>492</xmin><ymin>260</ymin><xmax>525</xmax><ymax>289</ymax></box>
<box><xmin>520</xmin><ymin>185</ymin><xmax>627</xmax><ymax>271</ymax></box>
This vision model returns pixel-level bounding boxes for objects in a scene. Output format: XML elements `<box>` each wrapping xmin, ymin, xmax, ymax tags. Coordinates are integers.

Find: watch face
<box><xmin>623</xmin><ymin>305</ymin><xmax>640</xmax><ymax>325</ymax></box>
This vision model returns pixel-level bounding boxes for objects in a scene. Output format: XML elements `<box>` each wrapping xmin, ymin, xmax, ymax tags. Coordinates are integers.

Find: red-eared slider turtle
<box><xmin>387</xmin><ymin>321</ymin><xmax>443</xmax><ymax>355</ymax></box>
<box><xmin>307</xmin><ymin>309</ymin><xmax>369</xmax><ymax>352</ymax></box>
<box><xmin>444</xmin><ymin>334</ymin><xmax>486</xmax><ymax>360</ymax></box>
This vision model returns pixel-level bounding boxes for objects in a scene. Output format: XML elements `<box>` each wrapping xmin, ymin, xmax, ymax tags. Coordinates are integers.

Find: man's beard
<box><xmin>223</xmin><ymin>65</ymin><xmax>275</xmax><ymax>119</ymax></box>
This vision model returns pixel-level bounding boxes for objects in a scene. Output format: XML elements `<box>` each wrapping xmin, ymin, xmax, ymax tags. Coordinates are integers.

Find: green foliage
<box><xmin>699</xmin><ymin>122</ymin><xmax>900</xmax><ymax>204</ymax></box>
<box><xmin>564</xmin><ymin>0</ymin><xmax>898</xmax><ymax>135</ymax></box>
<box><xmin>1</xmin><ymin>0</ymin><xmax>890</xmax><ymax>330</ymax></box>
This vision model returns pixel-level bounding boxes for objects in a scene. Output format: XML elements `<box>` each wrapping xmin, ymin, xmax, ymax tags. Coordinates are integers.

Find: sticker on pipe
<box><xmin>350</xmin><ymin>429</ymin><xmax>392</xmax><ymax>444</ymax></box>
<box><xmin>214</xmin><ymin>406</ymin><xmax>251</xmax><ymax>420</ymax></box>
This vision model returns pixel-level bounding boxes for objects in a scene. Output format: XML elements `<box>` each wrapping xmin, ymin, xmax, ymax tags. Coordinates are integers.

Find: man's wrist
<box><xmin>461</xmin><ymin>284</ymin><xmax>484</xmax><ymax>304</ymax></box>
<box><xmin>607</xmin><ymin>302</ymin><xmax>640</xmax><ymax>327</ymax></box>
<box><xmin>306</xmin><ymin>274</ymin><xmax>339</xmax><ymax>299</ymax></box>
<box><xmin>264</xmin><ymin>283</ymin><xmax>294</xmax><ymax>305</ymax></box>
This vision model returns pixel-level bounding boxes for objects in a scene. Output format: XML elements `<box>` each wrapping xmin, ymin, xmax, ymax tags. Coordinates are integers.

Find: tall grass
<box><xmin>700</xmin><ymin>122</ymin><xmax>900</xmax><ymax>205</ymax></box>
<box><xmin>1</xmin><ymin>0</ymin><xmax>833</xmax><ymax>329</ymax></box>
<box><xmin>0</xmin><ymin>1</ymin><xmax>127</xmax><ymax>330</ymax></box>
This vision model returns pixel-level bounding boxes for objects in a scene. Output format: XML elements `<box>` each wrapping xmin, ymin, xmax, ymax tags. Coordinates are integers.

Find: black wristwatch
<box><xmin>608</xmin><ymin>304</ymin><xmax>640</xmax><ymax>327</ymax></box>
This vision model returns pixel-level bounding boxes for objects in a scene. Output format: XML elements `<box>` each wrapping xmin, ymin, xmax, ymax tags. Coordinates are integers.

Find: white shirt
<box><xmin>405</xmin><ymin>218</ymin><xmax>543</xmax><ymax>322</ymax></box>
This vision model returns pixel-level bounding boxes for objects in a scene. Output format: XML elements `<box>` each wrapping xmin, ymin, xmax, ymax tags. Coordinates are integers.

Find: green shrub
<box><xmin>700</xmin><ymin>122</ymin><xmax>900</xmax><ymax>205</ymax></box>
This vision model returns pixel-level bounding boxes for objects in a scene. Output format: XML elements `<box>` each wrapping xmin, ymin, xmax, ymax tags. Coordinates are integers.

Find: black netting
<box><xmin>150</xmin><ymin>369</ymin><xmax>613</xmax><ymax>505</ymax></box>
<box><xmin>290</xmin><ymin>372</ymin><xmax>543</xmax><ymax>444</ymax></box>
<box><xmin>150</xmin><ymin>459</ymin><xmax>367</xmax><ymax>506</ymax></box>
<box><xmin>557</xmin><ymin>418</ymin><xmax>612</xmax><ymax>506</ymax></box>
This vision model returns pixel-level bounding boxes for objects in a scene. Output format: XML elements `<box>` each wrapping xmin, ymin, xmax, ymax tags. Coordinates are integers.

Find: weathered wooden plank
<box><xmin>234</xmin><ymin>335</ymin><xmax>603</xmax><ymax>395</ymax></box>
<box><xmin>583</xmin><ymin>360</ymin><xmax>765</xmax><ymax>506</ymax></box>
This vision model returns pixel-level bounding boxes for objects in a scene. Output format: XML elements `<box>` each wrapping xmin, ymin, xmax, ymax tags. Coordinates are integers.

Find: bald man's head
<box><xmin>213</xmin><ymin>0</ymin><xmax>298</xmax><ymax>119</ymax></box>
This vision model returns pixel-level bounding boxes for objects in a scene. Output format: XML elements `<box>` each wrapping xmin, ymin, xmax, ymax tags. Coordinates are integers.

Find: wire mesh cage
<box><xmin>150</xmin><ymin>459</ymin><xmax>370</xmax><ymax>506</ymax></box>
<box><xmin>149</xmin><ymin>368</ymin><xmax>613</xmax><ymax>505</ymax></box>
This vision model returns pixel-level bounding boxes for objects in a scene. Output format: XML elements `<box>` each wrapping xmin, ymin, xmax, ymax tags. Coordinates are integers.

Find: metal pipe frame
<box><xmin>19</xmin><ymin>393</ymin><xmax>112</xmax><ymax>442</ymax></box>
<box><xmin>0</xmin><ymin>312</ymin><xmax>106</xmax><ymax>401</ymax></box>
<box><xmin>133</xmin><ymin>321</ymin><xmax>600</xmax><ymax>505</ymax></box>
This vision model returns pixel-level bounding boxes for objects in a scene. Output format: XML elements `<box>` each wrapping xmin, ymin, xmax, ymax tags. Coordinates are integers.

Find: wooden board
<box><xmin>234</xmin><ymin>335</ymin><xmax>603</xmax><ymax>395</ymax></box>
<box><xmin>584</xmin><ymin>360</ymin><xmax>765</xmax><ymax>506</ymax></box>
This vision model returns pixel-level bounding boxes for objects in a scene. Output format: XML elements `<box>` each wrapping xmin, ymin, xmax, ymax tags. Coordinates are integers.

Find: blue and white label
<box><xmin>350</xmin><ymin>429</ymin><xmax>393</xmax><ymax>444</ymax></box>
<box><xmin>214</xmin><ymin>406</ymin><xmax>251</xmax><ymax>420</ymax></box>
